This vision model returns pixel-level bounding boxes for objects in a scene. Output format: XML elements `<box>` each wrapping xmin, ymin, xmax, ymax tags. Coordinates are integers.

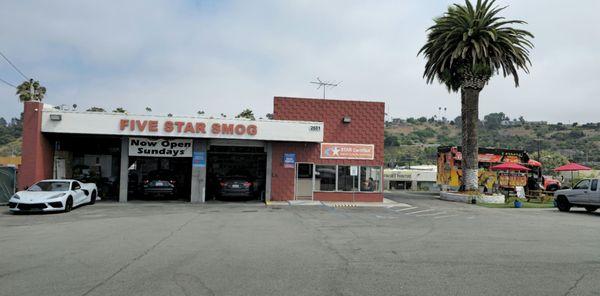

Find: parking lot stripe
<box><xmin>432</xmin><ymin>214</ymin><xmax>459</xmax><ymax>219</ymax></box>
<box><xmin>404</xmin><ymin>209</ymin><xmax>436</xmax><ymax>215</ymax></box>
<box><xmin>393</xmin><ymin>207</ymin><xmax>418</xmax><ymax>212</ymax></box>
<box><xmin>415</xmin><ymin>211</ymin><xmax>447</xmax><ymax>217</ymax></box>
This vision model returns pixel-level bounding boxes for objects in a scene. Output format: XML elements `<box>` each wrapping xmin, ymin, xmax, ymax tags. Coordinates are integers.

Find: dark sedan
<box><xmin>143</xmin><ymin>170</ymin><xmax>178</xmax><ymax>197</ymax></box>
<box><xmin>218</xmin><ymin>176</ymin><xmax>256</xmax><ymax>198</ymax></box>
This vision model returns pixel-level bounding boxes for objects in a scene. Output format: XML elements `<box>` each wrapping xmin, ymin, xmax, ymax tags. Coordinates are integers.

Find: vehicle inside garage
<box><xmin>206</xmin><ymin>145</ymin><xmax>266</xmax><ymax>201</ymax></box>
<box><xmin>47</xmin><ymin>134</ymin><xmax>122</xmax><ymax>200</ymax></box>
<box><xmin>127</xmin><ymin>156</ymin><xmax>192</xmax><ymax>201</ymax></box>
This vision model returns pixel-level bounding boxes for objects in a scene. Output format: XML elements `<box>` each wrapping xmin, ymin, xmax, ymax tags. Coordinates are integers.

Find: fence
<box><xmin>0</xmin><ymin>166</ymin><xmax>17</xmax><ymax>204</ymax></box>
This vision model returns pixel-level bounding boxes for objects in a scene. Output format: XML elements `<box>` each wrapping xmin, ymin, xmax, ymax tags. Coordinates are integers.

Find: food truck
<box><xmin>436</xmin><ymin>146</ymin><xmax>532</xmax><ymax>191</ymax></box>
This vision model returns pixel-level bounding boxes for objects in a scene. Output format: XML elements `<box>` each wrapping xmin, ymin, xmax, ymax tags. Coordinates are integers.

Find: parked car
<box><xmin>543</xmin><ymin>176</ymin><xmax>561</xmax><ymax>191</ymax></box>
<box><xmin>143</xmin><ymin>170</ymin><xmax>178</xmax><ymax>197</ymax></box>
<box><xmin>8</xmin><ymin>179</ymin><xmax>98</xmax><ymax>213</ymax></box>
<box><xmin>554</xmin><ymin>178</ymin><xmax>600</xmax><ymax>212</ymax></box>
<box><xmin>218</xmin><ymin>175</ymin><xmax>257</xmax><ymax>198</ymax></box>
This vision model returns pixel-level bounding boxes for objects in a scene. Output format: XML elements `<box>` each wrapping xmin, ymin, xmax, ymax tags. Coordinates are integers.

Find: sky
<box><xmin>0</xmin><ymin>0</ymin><xmax>599</xmax><ymax>123</ymax></box>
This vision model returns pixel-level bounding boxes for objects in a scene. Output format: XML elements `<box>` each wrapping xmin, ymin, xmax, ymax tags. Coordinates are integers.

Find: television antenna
<box><xmin>310</xmin><ymin>77</ymin><xmax>341</xmax><ymax>98</ymax></box>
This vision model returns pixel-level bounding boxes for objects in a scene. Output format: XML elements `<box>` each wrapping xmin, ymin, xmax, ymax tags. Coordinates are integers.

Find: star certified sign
<box><xmin>320</xmin><ymin>143</ymin><xmax>375</xmax><ymax>160</ymax></box>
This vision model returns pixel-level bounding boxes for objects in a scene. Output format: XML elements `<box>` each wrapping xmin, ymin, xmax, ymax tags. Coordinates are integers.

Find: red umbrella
<box><xmin>553</xmin><ymin>163</ymin><xmax>591</xmax><ymax>172</ymax></box>
<box><xmin>527</xmin><ymin>159</ymin><xmax>542</xmax><ymax>167</ymax></box>
<box><xmin>491</xmin><ymin>162</ymin><xmax>531</xmax><ymax>171</ymax></box>
<box><xmin>554</xmin><ymin>163</ymin><xmax>592</xmax><ymax>187</ymax></box>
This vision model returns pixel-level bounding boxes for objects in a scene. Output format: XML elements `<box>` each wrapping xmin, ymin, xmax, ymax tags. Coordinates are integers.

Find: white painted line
<box><xmin>433</xmin><ymin>214</ymin><xmax>459</xmax><ymax>219</ymax></box>
<box><xmin>405</xmin><ymin>209</ymin><xmax>436</xmax><ymax>215</ymax></box>
<box><xmin>415</xmin><ymin>211</ymin><xmax>447</xmax><ymax>217</ymax></box>
<box><xmin>393</xmin><ymin>207</ymin><xmax>418</xmax><ymax>212</ymax></box>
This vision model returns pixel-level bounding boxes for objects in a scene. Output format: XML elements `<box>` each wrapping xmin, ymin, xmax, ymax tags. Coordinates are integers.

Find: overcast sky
<box><xmin>1</xmin><ymin>0</ymin><xmax>598</xmax><ymax>123</ymax></box>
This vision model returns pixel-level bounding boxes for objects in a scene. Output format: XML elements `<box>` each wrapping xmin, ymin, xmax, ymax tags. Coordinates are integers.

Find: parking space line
<box><xmin>433</xmin><ymin>214</ymin><xmax>459</xmax><ymax>219</ymax></box>
<box><xmin>405</xmin><ymin>209</ymin><xmax>435</xmax><ymax>215</ymax></box>
<box><xmin>393</xmin><ymin>207</ymin><xmax>418</xmax><ymax>212</ymax></box>
<box><xmin>415</xmin><ymin>211</ymin><xmax>447</xmax><ymax>217</ymax></box>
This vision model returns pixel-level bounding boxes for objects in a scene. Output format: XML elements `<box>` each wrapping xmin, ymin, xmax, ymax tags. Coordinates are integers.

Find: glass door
<box><xmin>295</xmin><ymin>163</ymin><xmax>314</xmax><ymax>200</ymax></box>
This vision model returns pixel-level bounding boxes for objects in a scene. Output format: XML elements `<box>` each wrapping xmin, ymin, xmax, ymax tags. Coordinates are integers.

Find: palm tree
<box><xmin>419</xmin><ymin>0</ymin><xmax>533</xmax><ymax>191</ymax></box>
<box><xmin>16</xmin><ymin>79</ymin><xmax>46</xmax><ymax>102</ymax></box>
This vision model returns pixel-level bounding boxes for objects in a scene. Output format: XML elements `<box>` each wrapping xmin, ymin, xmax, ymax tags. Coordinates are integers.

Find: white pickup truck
<box><xmin>554</xmin><ymin>179</ymin><xmax>600</xmax><ymax>212</ymax></box>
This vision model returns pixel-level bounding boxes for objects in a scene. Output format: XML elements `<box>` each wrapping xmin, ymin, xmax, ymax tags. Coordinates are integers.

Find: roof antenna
<box><xmin>310</xmin><ymin>77</ymin><xmax>341</xmax><ymax>98</ymax></box>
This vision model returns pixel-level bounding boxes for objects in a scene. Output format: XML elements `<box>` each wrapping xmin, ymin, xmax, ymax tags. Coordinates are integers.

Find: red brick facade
<box><xmin>271</xmin><ymin>97</ymin><xmax>385</xmax><ymax>201</ymax></box>
<box><xmin>18</xmin><ymin>101</ymin><xmax>54</xmax><ymax>190</ymax></box>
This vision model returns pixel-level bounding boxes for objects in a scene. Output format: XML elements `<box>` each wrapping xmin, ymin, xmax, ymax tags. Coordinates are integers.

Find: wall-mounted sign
<box><xmin>350</xmin><ymin>166</ymin><xmax>358</xmax><ymax>176</ymax></box>
<box><xmin>192</xmin><ymin>152</ymin><xmax>206</xmax><ymax>167</ymax></box>
<box><xmin>283</xmin><ymin>153</ymin><xmax>296</xmax><ymax>169</ymax></box>
<box><xmin>320</xmin><ymin>143</ymin><xmax>375</xmax><ymax>160</ymax></box>
<box><xmin>129</xmin><ymin>138</ymin><xmax>192</xmax><ymax>157</ymax></box>
<box><xmin>42</xmin><ymin>111</ymin><xmax>324</xmax><ymax>142</ymax></box>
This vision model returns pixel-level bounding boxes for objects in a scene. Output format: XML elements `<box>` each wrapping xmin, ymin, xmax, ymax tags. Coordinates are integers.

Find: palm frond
<box><xmin>418</xmin><ymin>0</ymin><xmax>534</xmax><ymax>91</ymax></box>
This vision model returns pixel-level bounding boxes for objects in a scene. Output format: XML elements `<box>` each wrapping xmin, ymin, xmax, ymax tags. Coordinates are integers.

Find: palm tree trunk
<box><xmin>461</xmin><ymin>88</ymin><xmax>480</xmax><ymax>191</ymax></box>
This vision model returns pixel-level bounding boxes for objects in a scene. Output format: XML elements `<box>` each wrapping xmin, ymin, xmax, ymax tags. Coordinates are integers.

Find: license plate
<box><xmin>156</xmin><ymin>182</ymin><xmax>164</xmax><ymax>186</ymax></box>
<box><xmin>231</xmin><ymin>184</ymin><xmax>240</xmax><ymax>188</ymax></box>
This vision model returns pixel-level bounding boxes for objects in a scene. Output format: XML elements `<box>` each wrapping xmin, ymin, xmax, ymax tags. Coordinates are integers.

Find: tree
<box><xmin>539</xmin><ymin>150</ymin><xmax>568</xmax><ymax>175</ymax></box>
<box><xmin>265</xmin><ymin>113</ymin><xmax>274</xmax><ymax>120</ymax></box>
<box><xmin>419</xmin><ymin>0</ymin><xmax>533</xmax><ymax>191</ymax></box>
<box><xmin>197</xmin><ymin>110</ymin><xmax>205</xmax><ymax>116</ymax></box>
<box><xmin>220</xmin><ymin>113</ymin><xmax>227</xmax><ymax>118</ymax></box>
<box><xmin>235</xmin><ymin>109</ymin><xmax>255</xmax><ymax>120</ymax></box>
<box><xmin>483</xmin><ymin>112</ymin><xmax>508</xmax><ymax>129</ymax></box>
<box><xmin>113</xmin><ymin>107</ymin><xmax>126</xmax><ymax>113</ymax></box>
<box><xmin>16</xmin><ymin>79</ymin><xmax>46</xmax><ymax>102</ymax></box>
<box><xmin>145</xmin><ymin>107</ymin><xmax>152</xmax><ymax>112</ymax></box>
<box><xmin>86</xmin><ymin>107</ymin><xmax>106</xmax><ymax>112</ymax></box>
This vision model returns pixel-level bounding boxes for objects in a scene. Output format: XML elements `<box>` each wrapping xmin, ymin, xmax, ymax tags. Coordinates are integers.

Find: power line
<box><xmin>0</xmin><ymin>50</ymin><xmax>28</xmax><ymax>80</ymax></box>
<box><xmin>0</xmin><ymin>76</ymin><xmax>17</xmax><ymax>88</ymax></box>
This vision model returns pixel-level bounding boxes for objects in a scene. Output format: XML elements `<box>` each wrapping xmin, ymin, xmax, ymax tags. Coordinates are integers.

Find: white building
<box><xmin>384</xmin><ymin>165</ymin><xmax>437</xmax><ymax>191</ymax></box>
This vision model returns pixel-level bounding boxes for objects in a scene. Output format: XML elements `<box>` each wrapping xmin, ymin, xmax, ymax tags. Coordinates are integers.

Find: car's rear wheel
<box><xmin>64</xmin><ymin>197</ymin><xmax>73</xmax><ymax>213</ymax></box>
<box><xmin>584</xmin><ymin>206</ymin><xmax>598</xmax><ymax>212</ymax></box>
<box><xmin>89</xmin><ymin>190</ymin><xmax>97</xmax><ymax>205</ymax></box>
<box><xmin>556</xmin><ymin>196</ymin><xmax>571</xmax><ymax>212</ymax></box>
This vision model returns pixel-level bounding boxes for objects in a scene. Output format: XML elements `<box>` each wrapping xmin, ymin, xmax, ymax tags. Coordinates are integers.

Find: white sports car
<box><xmin>8</xmin><ymin>179</ymin><xmax>98</xmax><ymax>213</ymax></box>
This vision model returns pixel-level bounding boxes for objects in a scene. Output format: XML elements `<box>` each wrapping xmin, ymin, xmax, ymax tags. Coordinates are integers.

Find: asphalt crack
<box><xmin>80</xmin><ymin>213</ymin><xmax>199</xmax><ymax>296</ymax></box>
<box><xmin>563</xmin><ymin>273</ymin><xmax>586</xmax><ymax>296</ymax></box>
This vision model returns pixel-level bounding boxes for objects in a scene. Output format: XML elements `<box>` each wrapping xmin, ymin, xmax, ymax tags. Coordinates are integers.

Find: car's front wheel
<box><xmin>89</xmin><ymin>190</ymin><xmax>97</xmax><ymax>205</ymax></box>
<box><xmin>556</xmin><ymin>196</ymin><xmax>571</xmax><ymax>212</ymax></box>
<box><xmin>64</xmin><ymin>197</ymin><xmax>73</xmax><ymax>213</ymax></box>
<box><xmin>585</xmin><ymin>206</ymin><xmax>598</xmax><ymax>212</ymax></box>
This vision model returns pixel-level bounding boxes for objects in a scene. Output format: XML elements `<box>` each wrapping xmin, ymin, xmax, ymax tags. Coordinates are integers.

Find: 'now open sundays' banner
<box><xmin>129</xmin><ymin>138</ymin><xmax>193</xmax><ymax>157</ymax></box>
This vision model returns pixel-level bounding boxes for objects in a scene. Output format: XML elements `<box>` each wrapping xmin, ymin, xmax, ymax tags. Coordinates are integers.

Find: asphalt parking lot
<box><xmin>1</xmin><ymin>192</ymin><xmax>599</xmax><ymax>296</ymax></box>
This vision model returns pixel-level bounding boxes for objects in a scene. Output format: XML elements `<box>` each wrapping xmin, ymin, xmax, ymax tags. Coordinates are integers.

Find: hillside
<box><xmin>385</xmin><ymin>113</ymin><xmax>594</xmax><ymax>173</ymax></box>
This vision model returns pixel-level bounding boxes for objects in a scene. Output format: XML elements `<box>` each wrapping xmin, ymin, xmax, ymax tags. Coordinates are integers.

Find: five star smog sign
<box><xmin>129</xmin><ymin>138</ymin><xmax>193</xmax><ymax>157</ymax></box>
<box><xmin>320</xmin><ymin>143</ymin><xmax>375</xmax><ymax>160</ymax></box>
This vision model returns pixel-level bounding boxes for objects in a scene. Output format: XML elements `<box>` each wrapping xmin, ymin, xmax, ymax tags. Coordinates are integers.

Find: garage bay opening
<box><xmin>206</xmin><ymin>145</ymin><xmax>266</xmax><ymax>202</ymax></box>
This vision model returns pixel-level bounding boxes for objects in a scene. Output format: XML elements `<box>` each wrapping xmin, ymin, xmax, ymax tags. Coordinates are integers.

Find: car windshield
<box><xmin>574</xmin><ymin>179</ymin><xmax>590</xmax><ymax>190</ymax></box>
<box><xmin>27</xmin><ymin>181</ymin><xmax>70</xmax><ymax>192</ymax></box>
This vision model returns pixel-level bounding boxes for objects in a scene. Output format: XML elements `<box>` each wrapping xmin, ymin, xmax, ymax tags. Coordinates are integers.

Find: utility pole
<box><xmin>310</xmin><ymin>77</ymin><xmax>341</xmax><ymax>99</ymax></box>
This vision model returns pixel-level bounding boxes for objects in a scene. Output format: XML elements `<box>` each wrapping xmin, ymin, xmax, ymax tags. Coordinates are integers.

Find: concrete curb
<box><xmin>265</xmin><ymin>198</ymin><xmax>412</xmax><ymax>208</ymax></box>
<box><xmin>440</xmin><ymin>192</ymin><xmax>505</xmax><ymax>204</ymax></box>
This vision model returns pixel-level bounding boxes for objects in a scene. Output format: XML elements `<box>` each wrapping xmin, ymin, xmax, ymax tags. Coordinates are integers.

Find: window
<box><xmin>337</xmin><ymin>166</ymin><xmax>358</xmax><ymax>191</ymax></box>
<box><xmin>314</xmin><ymin>165</ymin><xmax>336</xmax><ymax>191</ymax></box>
<box><xmin>592</xmin><ymin>180</ymin><xmax>598</xmax><ymax>191</ymax></box>
<box><xmin>71</xmin><ymin>182</ymin><xmax>81</xmax><ymax>190</ymax></box>
<box><xmin>574</xmin><ymin>179</ymin><xmax>590</xmax><ymax>190</ymax></box>
<box><xmin>360</xmin><ymin>166</ymin><xmax>381</xmax><ymax>192</ymax></box>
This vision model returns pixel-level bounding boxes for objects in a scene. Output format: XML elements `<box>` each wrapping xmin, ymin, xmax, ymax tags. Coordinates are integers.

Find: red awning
<box><xmin>553</xmin><ymin>163</ymin><xmax>591</xmax><ymax>172</ymax></box>
<box><xmin>491</xmin><ymin>162</ymin><xmax>531</xmax><ymax>171</ymax></box>
<box><xmin>527</xmin><ymin>159</ymin><xmax>542</xmax><ymax>167</ymax></box>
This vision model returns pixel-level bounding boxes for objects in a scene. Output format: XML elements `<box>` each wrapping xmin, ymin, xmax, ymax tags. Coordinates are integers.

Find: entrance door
<box><xmin>295</xmin><ymin>163</ymin><xmax>314</xmax><ymax>200</ymax></box>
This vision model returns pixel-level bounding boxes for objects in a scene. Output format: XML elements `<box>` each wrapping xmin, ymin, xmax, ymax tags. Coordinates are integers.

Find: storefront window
<box><xmin>337</xmin><ymin>166</ymin><xmax>358</xmax><ymax>191</ymax></box>
<box><xmin>314</xmin><ymin>165</ymin><xmax>336</xmax><ymax>191</ymax></box>
<box><xmin>360</xmin><ymin>166</ymin><xmax>381</xmax><ymax>192</ymax></box>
